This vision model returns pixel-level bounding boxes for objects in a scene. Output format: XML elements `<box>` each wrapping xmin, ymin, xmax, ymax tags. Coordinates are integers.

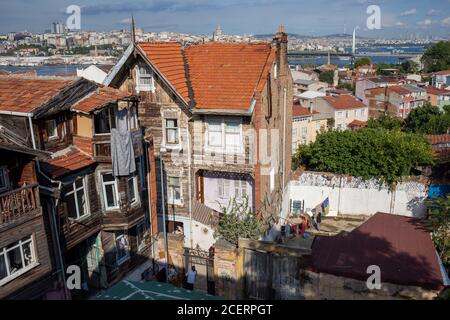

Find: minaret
<box><xmin>327</xmin><ymin>51</ymin><xmax>331</xmax><ymax>65</ymax></box>
<box><xmin>352</xmin><ymin>27</ymin><xmax>356</xmax><ymax>54</ymax></box>
<box><xmin>131</xmin><ymin>15</ymin><xmax>136</xmax><ymax>44</ymax></box>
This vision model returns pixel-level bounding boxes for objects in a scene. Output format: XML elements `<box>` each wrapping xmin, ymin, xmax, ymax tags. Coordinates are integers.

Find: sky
<box><xmin>1</xmin><ymin>0</ymin><xmax>450</xmax><ymax>38</ymax></box>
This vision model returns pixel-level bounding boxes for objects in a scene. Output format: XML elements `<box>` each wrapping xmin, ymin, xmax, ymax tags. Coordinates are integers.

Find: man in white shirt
<box><xmin>185</xmin><ymin>265</ymin><xmax>197</xmax><ymax>291</ymax></box>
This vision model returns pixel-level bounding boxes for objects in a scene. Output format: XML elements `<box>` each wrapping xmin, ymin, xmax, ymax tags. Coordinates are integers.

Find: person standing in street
<box><xmin>186</xmin><ymin>265</ymin><xmax>197</xmax><ymax>291</ymax></box>
<box><xmin>316</xmin><ymin>211</ymin><xmax>322</xmax><ymax>231</ymax></box>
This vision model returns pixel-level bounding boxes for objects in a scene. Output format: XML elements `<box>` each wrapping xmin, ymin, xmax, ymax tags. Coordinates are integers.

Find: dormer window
<box><xmin>136</xmin><ymin>63</ymin><xmax>155</xmax><ymax>92</ymax></box>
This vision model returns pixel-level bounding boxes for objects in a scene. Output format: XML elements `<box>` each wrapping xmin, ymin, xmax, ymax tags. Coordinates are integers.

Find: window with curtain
<box><xmin>167</xmin><ymin>176</ymin><xmax>181</xmax><ymax>203</ymax></box>
<box><xmin>0</xmin><ymin>235</ymin><xmax>36</xmax><ymax>285</ymax></box>
<box><xmin>165</xmin><ymin>119</ymin><xmax>179</xmax><ymax>144</ymax></box>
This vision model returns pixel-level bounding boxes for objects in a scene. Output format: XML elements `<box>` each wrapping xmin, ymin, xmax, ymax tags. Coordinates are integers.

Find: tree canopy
<box><xmin>404</xmin><ymin>103</ymin><xmax>450</xmax><ymax>135</ymax></box>
<box><xmin>292</xmin><ymin>128</ymin><xmax>435</xmax><ymax>186</ymax></box>
<box><xmin>354</xmin><ymin>57</ymin><xmax>372</xmax><ymax>68</ymax></box>
<box><xmin>318</xmin><ymin>70</ymin><xmax>334</xmax><ymax>85</ymax></box>
<box><xmin>367</xmin><ymin>113</ymin><xmax>403</xmax><ymax>131</ymax></box>
<box><xmin>421</xmin><ymin>41</ymin><xmax>450</xmax><ymax>73</ymax></box>
<box><xmin>214</xmin><ymin>197</ymin><xmax>266</xmax><ymax>246</ymax></box>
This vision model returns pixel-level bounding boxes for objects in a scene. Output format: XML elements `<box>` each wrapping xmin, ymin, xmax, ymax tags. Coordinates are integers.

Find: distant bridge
<box><xmin>287</xmin><ymin>51</ymin><xmax>421</xmax><ymax>60</ymax></box>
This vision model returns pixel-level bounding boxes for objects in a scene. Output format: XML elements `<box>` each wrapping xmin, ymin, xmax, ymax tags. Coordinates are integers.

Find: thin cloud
<box><xmin>427</xmin><ymin>9</ymin><xmax>439</xmax><ymax>16</ymax></box>
<box><xmin>441</xmin><ymin>16</ymin><xmax>450</xmax><ymax>26</ymax></box>
<box><xmin>416</xmin><ymin>19</ymin><xmax>433</xmax><ymax>28</ymax></box>
<box><xmin>400</xmin><ymin>9</ymin><xmax>417</xmax><ymax>17</ymax></box>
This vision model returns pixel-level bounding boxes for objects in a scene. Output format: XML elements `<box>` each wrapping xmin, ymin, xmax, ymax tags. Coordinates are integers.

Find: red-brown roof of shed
<box><xmin>312</xmin><ymin>212</ymin><xmax>444</xmax><ymax>290</ymax></box>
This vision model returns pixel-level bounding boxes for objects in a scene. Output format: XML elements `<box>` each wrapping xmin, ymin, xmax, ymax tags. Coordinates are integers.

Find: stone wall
<box><xmin>303</xmin><ymin>270</ymin><xmax>439</xmax><ymax>300</ymax></box>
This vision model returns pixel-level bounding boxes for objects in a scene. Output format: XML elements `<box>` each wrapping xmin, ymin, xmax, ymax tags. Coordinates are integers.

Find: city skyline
<box><xmin>1</xmin><ymin>0</ymin><xmax>450</xmax><ymax>38</ymax></box>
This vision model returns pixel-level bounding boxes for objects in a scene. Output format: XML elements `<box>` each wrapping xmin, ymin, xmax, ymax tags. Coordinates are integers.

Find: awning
<box><xmin>95</xmin><ymin>280</ymin><xmax>222</xmax><ymax>300</ymax></box>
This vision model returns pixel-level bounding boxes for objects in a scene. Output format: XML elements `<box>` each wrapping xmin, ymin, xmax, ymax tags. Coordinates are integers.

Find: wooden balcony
<box><xmin>93</xmin><ymin>130</ymin><xmax>143</xmax><ymax>162</ymax></box>
<box><xmin>0</xmin><ymin>184</ymin><xmax>40</xmax><ymax>227</ymax></box>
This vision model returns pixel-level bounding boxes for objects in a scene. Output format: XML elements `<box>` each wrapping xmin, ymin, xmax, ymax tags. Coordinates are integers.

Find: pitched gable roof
<box><xmin>135</xmin><ymin>42</ymin><xmax>275</xmax><ymax>111</ymax></box>
<box><xmin>138</xmin><ymin>42</ymin><xmax>190</xmax><ymax>103</ymax></box>
<box><xmin>71</xmin><ymin>86</ymin><xmax>135</xmax><ymax>113</ymax></box>
<box><xmin>185</xmin><ymin>42</ymin><xmax>273</xmax><ymax>110</ymax></box>
<box><xmin>0</xmin><ymin>76</ymin><xmax>75</xmax><ymax>114</ymax></box>
<box><xmin>322</xmin><ymin>95</ymin><xmax>366</xmax><ymax>110</ymax></box>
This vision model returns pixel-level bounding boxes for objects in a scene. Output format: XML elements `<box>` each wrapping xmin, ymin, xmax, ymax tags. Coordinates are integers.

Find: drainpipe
<box><xmin>28</xmin><ymin>116</ymin><xmax>68</xmax><ymax>299</ymax></box>
<box><xmin>187</xmin><ymin>128</ymin><xmax>193</xmax><ymax>249</ymax></box>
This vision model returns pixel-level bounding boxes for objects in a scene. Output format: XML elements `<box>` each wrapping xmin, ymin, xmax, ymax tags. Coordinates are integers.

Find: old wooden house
<box><xmin>105</xmin><ymin>26</ymin><xmax>293</xmax><ymax>249</ymax></box>
<box><xmin>0</xmin><ymin>75</ymin><xmax>157</xmax><ymax>298</ymax></box>
<box><xmin>0</xmin><ymin>126</ymin><xmax>54</xmax><ymax>299</ymax></box>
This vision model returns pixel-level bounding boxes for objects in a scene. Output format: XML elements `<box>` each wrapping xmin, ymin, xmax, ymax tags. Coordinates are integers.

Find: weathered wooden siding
<box><xmin>0</xmin><ymin>212</ymin><xmax>53</xmax><ymax>299</ymax></box>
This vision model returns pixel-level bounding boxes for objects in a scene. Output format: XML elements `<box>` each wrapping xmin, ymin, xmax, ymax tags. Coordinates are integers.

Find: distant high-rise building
<box><xmin>52</xmin><ymin>22</ymin><xmax>65</xmax><ymax>34</ymax></box>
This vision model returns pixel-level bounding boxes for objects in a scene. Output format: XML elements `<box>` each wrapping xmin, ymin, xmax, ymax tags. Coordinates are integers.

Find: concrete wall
<box><xmin>289</xmin><ymin>172</ymin><xmax>428</xmax><ymax>217</ymax></box>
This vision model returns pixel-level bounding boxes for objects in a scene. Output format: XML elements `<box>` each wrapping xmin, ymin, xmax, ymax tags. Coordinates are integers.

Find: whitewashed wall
<box><xmin>288</xmin><ymin>172</ymin><xmax>428</xmax><ymax>218</ymax></box>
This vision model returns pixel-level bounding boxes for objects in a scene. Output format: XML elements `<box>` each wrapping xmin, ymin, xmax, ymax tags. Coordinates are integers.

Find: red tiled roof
<box><xmin>312</xmin><ymin>213</ymin><xmax>444</xmax><ymax>290</ymax></box>
<box><xmin>389</xmin><ymin>85</ymin><xmax>411</xmax><ymax>95</ymax></box>
<box><xmin>348</xmin><ymin>119</ymin><xmax>367</xmax><ymax>128</ymax></box>
<box><xmin>72</xmin><ymin>86</ymin><xmax>134</xmax><ymax>113</ymax></box>
<box><xmin>0</xmin><ymin>77</ymin><xmax>74</xmax><ymax>113</ymax></box>
<box><xmin>42</xmin><ymin>148</ymin><xmax>96</xmax><ymax>178</ymax></box>
<box><xmin>138</xmin><ymin>42</ymin><xmax>190</xmax><ymax>102</ymax></box>
<box><xmin>426</xmin><ymin>134</ymin><xmax>450</xmax><ymax>145</ymax></box>
<box><xmin>292</xmin><ymin>105</ymin><xmax>316</xmax><ymax>117</ymax></box>
<box><xmin>433</xmin><ymin>70</ymin><xmax>450</xmax><ymax>76</ymax></box>
<box><xmin>426</xmin><ymin>86</ymin><xmax>450</xmax><ymax>96</ymax></box>
<box><xmin>185</xmin><ymin>42</ymin><xmax>273</xmax><ymax>110</ymax></box>
<box><xmin>322</xmin><ymin>95</ymin><xmax>366</xmax><ymax>110</ymax></box>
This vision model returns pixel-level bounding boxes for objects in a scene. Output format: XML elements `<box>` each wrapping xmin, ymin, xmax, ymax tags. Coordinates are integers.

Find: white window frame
<box><xmin>0</xmin><ymin>235</ymin><xmax>38</xmax><ymax>287</ymax></box>
<box><xmin>47</xmin><ymin>119</ymin><xmax>58</xmax><ymax>140</ymax></box>
<box><xmin>205</xmin><ymin>117</ymin><xmax>243</xmax><ymax>154</ymax></box>
<box><xmin>64</xmin><ymin>176</ymin><xmax>90</xmax><ymax>221</ymax></box>
<box><xmin>225</xmin><ymin>120</ymin><xmax>242</xmax><ymax>153</ymax></box>
<box><xmin>101</xmin><ymin>172</ymin><xmax>120</xmax><ymax>211</ymax></box>
<box><xmin>270</xmin><ymin>168</ymin><xmax>275</xmax><ymax>192</ymax></box>
<box><xmin>115</xmin><ymin>231</ymin><xmax>130</xmax><ymax>266</ymax></box>
<box><xmin>167</xmin><ymin>176</ymin><xmax>182</xmax><ymax>205</ymax></box>
<box><xmin>0</xmin><ymin>166</ymin><xmax>10</xmax><ymax>193</ymax></box>
<box><xmin>136</xmin><ymin>63</ymin><xmax>155</xmax><ymax>92</ymax></box>
<box><xmin>129</xmin><ymin>105</ymin><xmax>138</xmax><ymax>130</ymax></box>
<box><xmin>218</xmin><ymin>178</ymin><xmax>230</xmax><ymax>199</ymax></box>
<box><xmin>127</xmin><ymin>174</ymin><xmax>139</xmax><ymax>205</ymax></box>
<box><xmin>164</xmin><ymin>118</ymin><xmax>180</xmax><ymax>146</ymax></box>
<box><xmin>136</xmin><ymin>222</ymin><xmax>146</xmax><ymax>252</ymax></box>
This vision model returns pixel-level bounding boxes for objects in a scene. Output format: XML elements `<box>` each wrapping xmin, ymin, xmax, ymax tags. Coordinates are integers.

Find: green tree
<box><xmin>337</xmin><ymin>81</ymin><xmax>353</xmax><ymax>92</ymax></box>
<box><xmin>354</xmin><ymin>57</ymin><xmax>371</xmax><ymax>68</ymax></box>
<box><xmin>367</xmin><ymin>113</ymin><xmax>403</xmax><ymax>131</ymax></box>
<box><xmin>404</xmin><ymin>103</ymin><xmax>450</xmax><ymax>134</ymax></box>
<box><xmin>292</xmin><ymin>128</ymin><xmax>435</xmax><ymax>186</ymax></box>
<box><xmin>425</xmin><ymin>195</ymin><xmax>450</xmax><ymax>269</ymax></box>
<box><xmin>400</xmin><ymin>60</ymin><xmax>420</xmax><ymax>74</ymax></box>
<box><xmin>214</xmin><ymin>197</ymin><xmax>266</xmax><ymax>246</ymax></box>
<box><xmin>376</xmin><ymin>63</ymin><xmax>399</xmax><ymax>76</ymax></box>
<box><xmin>421</xmin><ymin>41</ymin><xmax>450</xmax><ymax>73</ymax></box>
<box><xmin>319</xmin><ymin>70</ymin><xmax>334</xmax><ymax>85</ymax></box>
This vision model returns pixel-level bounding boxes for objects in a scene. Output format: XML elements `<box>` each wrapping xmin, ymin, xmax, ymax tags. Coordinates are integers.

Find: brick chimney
<box><xmin>272</xmin><ymin>25</ymin><xmax>288</xmax><ymax>76</ymax></box>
